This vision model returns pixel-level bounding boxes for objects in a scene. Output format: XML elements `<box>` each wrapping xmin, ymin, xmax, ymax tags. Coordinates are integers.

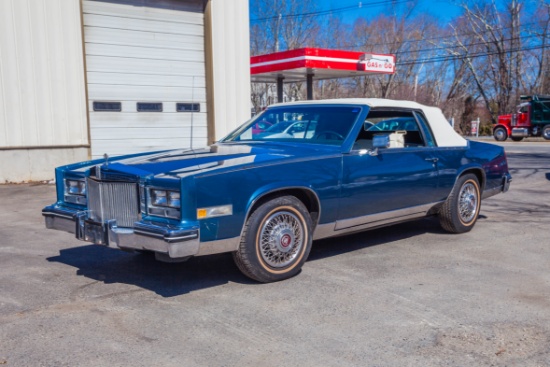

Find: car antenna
<box><xmin>190</xmin><ymin>76</ymin><xmax>195</xmax><ymax>150</ymax></box>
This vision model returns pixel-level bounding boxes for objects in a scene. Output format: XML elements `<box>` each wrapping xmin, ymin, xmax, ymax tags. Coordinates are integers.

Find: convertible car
<box><xmin>43</xmin><ymin>99</ymin><xmax>511</xmax><ymax>283</ymax></box>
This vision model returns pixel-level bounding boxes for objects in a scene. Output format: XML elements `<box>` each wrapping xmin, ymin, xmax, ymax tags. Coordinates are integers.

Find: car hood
<box><xmin>85</xmin><ymin>142</ymin><xmax>339</xmax><ymax>180</ymax></box>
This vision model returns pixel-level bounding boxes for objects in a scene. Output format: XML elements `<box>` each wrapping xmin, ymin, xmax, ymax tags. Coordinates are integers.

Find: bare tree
<box><xmin>249</xmin><ymin>0</ymin><xmax>549</xmax><ymax>124</ymax></box>
<box><xmin>527</xmin><ymin>0</ymin><xmax>550</xmax><ymax>94</ymax></box>
<box><xmin>447</xmin><ymin>0</ymin><xmax>539</xmax><ymax>122</ymax></box>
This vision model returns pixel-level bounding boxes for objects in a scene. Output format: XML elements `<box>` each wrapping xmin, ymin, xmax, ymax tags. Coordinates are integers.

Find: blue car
<box><xmin>43</xmin><ymin>99</ymin><xmax>512</xmax><ymax>283</ymax></box>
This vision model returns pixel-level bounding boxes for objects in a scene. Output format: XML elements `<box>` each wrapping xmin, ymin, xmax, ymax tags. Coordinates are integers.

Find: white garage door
<box><xmin>83</xmin><ymin>0</ymin><xmax>207</xmax><ymax>158</ymax></box>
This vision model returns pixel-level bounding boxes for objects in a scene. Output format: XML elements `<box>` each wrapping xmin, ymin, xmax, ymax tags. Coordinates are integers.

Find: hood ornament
<box><xmin>103</xmin><ymin>153</ymin><xmax>109</xmax><ymax>166</ymax></box>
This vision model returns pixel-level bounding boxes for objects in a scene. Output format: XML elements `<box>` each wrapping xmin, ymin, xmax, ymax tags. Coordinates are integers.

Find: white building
<box><xmin>0</xmin><ymin>0</ymin><xmax>250</xmax><ymax>183</ymax></box>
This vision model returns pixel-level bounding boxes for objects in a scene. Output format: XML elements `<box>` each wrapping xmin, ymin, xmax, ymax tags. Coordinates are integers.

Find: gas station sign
<box><xmin>359</xmin><ymin>53</ymin><xmax>396</xmax><ymax>74</ymax></box>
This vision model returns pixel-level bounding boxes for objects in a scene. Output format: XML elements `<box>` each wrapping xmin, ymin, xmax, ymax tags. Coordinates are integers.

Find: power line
<box><xmin>389</xmin><ymin>33</ymin><xmax>542</xmax><ymax>57</ymax></box>
<box><xmin>250</xmin><ymin>0</ymin><xmax>413</xmax><ymax>23</ymax></box>
<box><xmin>251</xmin><ymin>3</ymin><xmax>543</xmax><ymax>53</ymax></box>
<box><xmin>396</xmin><ymin>43</ymin><xmax>548</xmax><ymax>66</ymax></box>
<box><xmin>343</xmin><ymin>21</ymin><xmax>541</xmax><ymax>50</ymax></box>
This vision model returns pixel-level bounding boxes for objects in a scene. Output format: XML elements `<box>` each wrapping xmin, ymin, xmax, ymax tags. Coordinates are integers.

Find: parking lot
<box><xmin>1</xmin><ymin>140</ymin><xmax>549</xmax><ymax>367</ymax></box>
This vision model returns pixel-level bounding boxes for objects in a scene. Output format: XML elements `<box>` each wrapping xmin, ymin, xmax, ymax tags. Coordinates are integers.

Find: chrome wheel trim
<box><xmin>543</xmin><ymin>128</ymin><xmax>550</xmax><ymax>140</ymax></box>
<box><xmin>495</xmin><ymin>128</ymin><xmax>506</xmax><ymax>140</ymax></box>
<box><xmin>459</xmin><ymin>182</ymin><xmax>478</xmax><ymax>223</ymax></box>
<box><xmin>259</xmin><ymin>210</ymin><xmax>304</xmax><ymax>268</ymax></box>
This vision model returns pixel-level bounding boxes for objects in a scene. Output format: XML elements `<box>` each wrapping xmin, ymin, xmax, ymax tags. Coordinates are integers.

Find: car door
<box><xmin>336</xmin><ymin>109</ymin><xmax>441</xmax><ymax>230</ymax></box>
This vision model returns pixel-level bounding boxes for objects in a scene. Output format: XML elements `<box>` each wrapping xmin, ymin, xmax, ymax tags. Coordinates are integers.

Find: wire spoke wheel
<box><xmin>458</xmin><ymin>182</ymin><xmax>478</xmax><ymax>224</ymax></box>
<box><xmin>259</xmin><ymin>211</ymin><xmax>304</xmax><ymax>268</ymax></box>
<box><xmin>233</xmin><ymin>196</ymin><xmax>313</xmax><ymax>283</ymax></box>
<box><xmin>439</xmin><ymin>173</ymin><xmax>481</xmax><ymax>233</ymax></box>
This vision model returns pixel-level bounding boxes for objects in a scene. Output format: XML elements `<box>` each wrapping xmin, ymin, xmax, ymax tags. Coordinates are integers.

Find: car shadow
<box><xmin>47</xmin><ymin>217</ymin><xmax>452</xmax><ymax>297</ymax></box>
<box><xmin>47</xmin><ymin>247</ymin><xmax>255</xmax><ymax>297</ymax></box>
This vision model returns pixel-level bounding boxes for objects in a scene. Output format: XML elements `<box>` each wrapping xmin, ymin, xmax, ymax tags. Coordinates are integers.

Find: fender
<box><xmin>455</xmin><ymin>163</ymin><xmax>486</xmax><ymax>191</ymax></box>
<box><xmin>246</xmin><ymin>181</ymin><xmax>322</xmax><ymax>223</ymax></box>
<box><xmin>493</xmin><ymin>123</ymin><xmax>511</xmax><ymax>136</ymax></box>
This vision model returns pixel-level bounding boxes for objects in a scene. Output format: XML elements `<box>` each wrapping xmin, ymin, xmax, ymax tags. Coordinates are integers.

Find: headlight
<box><xmin>147</xmin><ymin>189</ymin><xmax>181</xmax><ymax>219</ymax></box>
<box><xmin>64</xmin><ymin>179</ymin><xmax>87</xmax><ymax>205</ymax></box>
<box><xmin>167</xmin><ymin>191</ymin><xmax>180</xmax><ymax>208</ymax></box>
<box><xmin>150</xmin><ymin>189</ymin><xmax>167</xmax><ymax>206</ymax></box>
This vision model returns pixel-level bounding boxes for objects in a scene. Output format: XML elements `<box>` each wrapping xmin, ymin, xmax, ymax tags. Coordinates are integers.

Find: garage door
<box><xmin>83</xmin><ymin>0</ymin><xmax>207</xmax><ymax>158</ymax></box>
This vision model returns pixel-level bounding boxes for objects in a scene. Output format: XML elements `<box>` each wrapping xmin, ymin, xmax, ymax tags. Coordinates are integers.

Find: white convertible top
<box><xmin>274</xmin><ymin>98</ymin><xmax>468</xmax><ymax>147</ymax></box>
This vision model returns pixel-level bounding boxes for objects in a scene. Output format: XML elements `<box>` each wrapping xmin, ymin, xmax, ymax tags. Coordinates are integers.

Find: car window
<box><xmin>256</xmin><ymin>121</ymin><xmax>272</xmax><ymax>130</ymax></box>
<box><xmin>413</xmin><ymin>111</ymin><xmax>437</xmax><ymax>147</ymax></box>
<box><xmin>264</xmin><ymin>120</ymin><xmax>295</xmax><ymax>133</ymax></box>
<box><xmin>519</xmin><ymin>105</ymin><xmax>529</xmax><ymax>113</ymax></box>
<box><xmin>288</xmin><ymin>122</ymin><xmax>305</xmax><ymax>133</ymax></box>
<box><xmin>352</xmin><ymin>109</ymin><xmax>427</xmax><ymax>150</ymax></box>
<box><xmin>223</xmin><ymin>106</ymin><xmax>362</xmax><ymax>145</ymax></box>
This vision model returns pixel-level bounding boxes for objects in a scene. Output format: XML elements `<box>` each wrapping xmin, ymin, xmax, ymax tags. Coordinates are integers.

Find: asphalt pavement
<box><xmin>1</xmin><ymin>140</ymin><xmax>549</xmax><ymax>367</ymax></box>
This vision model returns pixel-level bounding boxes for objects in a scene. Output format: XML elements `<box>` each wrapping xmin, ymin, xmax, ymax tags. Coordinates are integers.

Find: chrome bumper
<box><xmin>482</xmin><ymin>172</ymin><xmax>512</xmax><ymax>199</ymax></box>
<box><xmin>42</xmin><ymin>205</ymin><xmax>200</xmax><ymax>259</ymax></box>
<box><xmin>502</xmin><ymin>172</ymin><xmax>512</xmax><ymax>193</ymax></box>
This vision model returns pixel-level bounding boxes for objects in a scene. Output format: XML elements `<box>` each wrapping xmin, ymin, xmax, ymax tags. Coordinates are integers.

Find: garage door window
<box><xmin>137</xmin><ymin>102</ymin><xmax>163</xmax><ymax>112</ymax></box>
<box><xmin>176</xmin><ymin>103</ymin><xmax>200</xmax><ymax>112</ymax></box>
<box><xmin>93</xmin><ymin>101</ymin><xmax>122</xmax><ymax>112</ymax></box>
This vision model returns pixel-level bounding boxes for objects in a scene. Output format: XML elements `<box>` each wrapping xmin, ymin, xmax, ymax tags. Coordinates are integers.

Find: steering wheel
<box><xmin>314</xmin><ymin>131</ymin><xmax>344</xmax><ymax>140</ymax></box>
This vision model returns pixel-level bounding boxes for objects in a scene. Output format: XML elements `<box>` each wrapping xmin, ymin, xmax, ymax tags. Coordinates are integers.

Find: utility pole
<box><xmin>275</xmin><ymin>12</ymin><xmax>281</xmax><ymax>52</ymax></box>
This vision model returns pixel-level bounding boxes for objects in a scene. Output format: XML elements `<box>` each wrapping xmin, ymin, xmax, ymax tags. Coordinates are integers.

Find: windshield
<box><xmin>222</xmin><ymin>105</ymin><xmax>362</xmax><ymax>145</ymax></box>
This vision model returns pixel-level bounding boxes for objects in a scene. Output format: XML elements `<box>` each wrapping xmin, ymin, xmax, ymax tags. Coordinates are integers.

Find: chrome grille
<box><xmin>87</xmin><ymin>178</ymin><xmax>139</xmax><ymax>228</ymax></box>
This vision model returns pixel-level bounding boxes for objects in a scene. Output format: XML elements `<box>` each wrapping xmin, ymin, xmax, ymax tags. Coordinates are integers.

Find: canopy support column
<box><xmin>277</xmin><ymin>76</ymin><xmax>284</xmax><ymax>103</ymax></box>
<box><xmin>307</xmin><ymin>73</ymin><xmax>314</xmax><ymax>100</ymax></box>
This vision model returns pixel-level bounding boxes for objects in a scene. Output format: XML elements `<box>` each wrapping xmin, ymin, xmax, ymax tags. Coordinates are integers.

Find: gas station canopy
<box><xmin>251</xmin><ymin>47</ymin><xmax>395</xmax><ymax>83</ymax></box>
<box><xmin>250</xmin><ymin>47</ymin><xmax>396</xmax><ymax>101</ymax></box>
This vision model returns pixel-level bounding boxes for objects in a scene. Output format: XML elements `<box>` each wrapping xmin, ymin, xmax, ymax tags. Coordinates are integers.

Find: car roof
<box><xmin>269</xmin><ymin>98</ymin><xmax>425</xmax><ymax>110</ymax></box>
<box><xmin>267</xmin><ymin>98</ymin><xmax>468</xmax><ymax>148</ymax></box>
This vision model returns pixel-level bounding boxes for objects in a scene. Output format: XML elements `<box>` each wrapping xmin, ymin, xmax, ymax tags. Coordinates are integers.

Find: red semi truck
<box><xmin>493</xmin><ymin>95</ymin><xmax>550</xmax><ymax>142</ymax></box>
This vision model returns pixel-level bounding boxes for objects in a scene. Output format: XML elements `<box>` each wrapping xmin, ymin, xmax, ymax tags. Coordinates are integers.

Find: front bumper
<box><xmin>42</xmin><ymin>205</ymin><xmax>200</xmax><ymax>259</ymax></box>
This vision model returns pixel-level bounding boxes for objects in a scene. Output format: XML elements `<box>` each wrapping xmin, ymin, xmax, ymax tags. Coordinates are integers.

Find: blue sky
<box><xmin>306</xmin><ymin>0</ymin><xmax>464</xmax><ymax>25</ymax></box>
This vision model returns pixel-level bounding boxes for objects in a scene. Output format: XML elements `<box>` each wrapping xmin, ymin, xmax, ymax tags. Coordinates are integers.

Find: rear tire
<box><xmin>233</xmin><ymin>196</ymin><xmax>312</xmax><ymax>283</ymax></box>
<box><xmin>439</xmin><ymin>173</ymin><xmax>481</xmax><ymax>234</ymax></box>
<box><xmin>543</xmin><ymin>125</ymin><xmax>550</xmax><ymax>141</ymax></box>
<box><xmin>493</xmin><ymin>127</ymin><xmax>508</xmax><ymax>141</ymax></box>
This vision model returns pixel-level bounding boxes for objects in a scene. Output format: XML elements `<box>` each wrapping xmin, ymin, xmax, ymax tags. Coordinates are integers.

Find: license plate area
<box><xmin>83</xmin><ymin>220</ymin><xmax>107</xmax><ymax>245</ymax></box>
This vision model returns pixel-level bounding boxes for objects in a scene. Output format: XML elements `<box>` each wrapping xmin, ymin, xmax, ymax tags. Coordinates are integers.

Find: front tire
<box><xmin>233</xmin><ymin>196</ymin><xmax>313</xmax><ymax>283</ymax></box>
<box><xmin>493</xmin><ymin>127</ymin><xmax>508</xmax><ymax>141</ymax></box>
<box><xmin>439</xmin><ymin>173</ymin><xmax>481</xmax><ymax>234</ymax></box>
<box><xmin>542</xmin><ymin>125</ymin><xmax>550</xmax><ymax>140</ymax></box>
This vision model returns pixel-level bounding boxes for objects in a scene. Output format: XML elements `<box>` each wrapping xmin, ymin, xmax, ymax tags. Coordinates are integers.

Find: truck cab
<box><xmin>493</xmin><ymin>95</ymin><xmax>550</xmax><ymax>141</ymax></box>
